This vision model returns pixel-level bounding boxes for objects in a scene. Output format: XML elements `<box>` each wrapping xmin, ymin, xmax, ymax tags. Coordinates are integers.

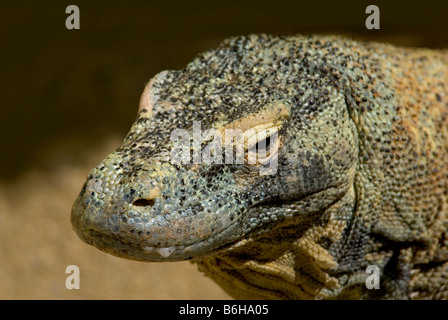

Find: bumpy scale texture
<box><xmin>72</xmin><ymin>34</ymin><xmax>448</xmax><ymax>299</ymax></box>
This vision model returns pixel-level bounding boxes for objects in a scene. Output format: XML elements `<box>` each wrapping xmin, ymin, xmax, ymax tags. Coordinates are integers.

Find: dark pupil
<box><xmin>256</xmin><ymin>136</ymin><xmax>271</xmax><ymax>151</ymax></box>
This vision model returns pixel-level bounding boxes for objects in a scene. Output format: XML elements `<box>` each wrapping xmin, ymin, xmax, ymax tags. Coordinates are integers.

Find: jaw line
<box><xmin>74</xmin><ymin>219</ymin><xmax>242</xmax><ymax>262</ymax></box>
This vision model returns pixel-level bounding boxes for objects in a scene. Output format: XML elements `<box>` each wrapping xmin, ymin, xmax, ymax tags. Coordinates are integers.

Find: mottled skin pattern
<box><xmin>71</xmin><ymin>34</ymin><xmax>448</xmax><ymax>299</ymax></box>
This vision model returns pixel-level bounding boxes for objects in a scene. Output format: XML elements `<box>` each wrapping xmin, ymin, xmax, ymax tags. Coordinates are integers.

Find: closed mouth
<box><xmin>73</xmin><ymin>217</ymin><xmax>239</xmax><ymax>262</ymax></box>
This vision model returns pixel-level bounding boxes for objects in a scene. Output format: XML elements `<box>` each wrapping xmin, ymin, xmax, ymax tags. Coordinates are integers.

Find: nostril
<box><xmin>133</xmin><ymin>198</ymin><xmax>155</xmax><ymax>207</ymax></box>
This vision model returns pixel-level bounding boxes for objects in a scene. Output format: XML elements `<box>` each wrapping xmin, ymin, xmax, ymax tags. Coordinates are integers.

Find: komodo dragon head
<box><xmin>72</xmin><ymin>34</ymin><xmax>358</xmax><ymax>262</ymax></box>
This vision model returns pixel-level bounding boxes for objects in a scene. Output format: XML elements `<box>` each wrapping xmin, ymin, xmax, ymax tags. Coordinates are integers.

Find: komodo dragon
<box><xmin>71</xmin><ymin>34</ymin><xmax>448</xmax><ymax>299</ymax></box>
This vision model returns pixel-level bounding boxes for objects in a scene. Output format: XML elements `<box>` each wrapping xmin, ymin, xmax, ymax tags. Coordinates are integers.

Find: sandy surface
<box><xmin>0</xmin><ymin>137</ymin><xmax>230</xmax><ymax>299</ymax></box>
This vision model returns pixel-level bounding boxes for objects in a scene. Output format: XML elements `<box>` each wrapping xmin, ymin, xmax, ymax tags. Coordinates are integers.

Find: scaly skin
<box><xmin>72</xmin><ymin>34</ymin><xmax>448</xmax><ymax>299</ymax></box>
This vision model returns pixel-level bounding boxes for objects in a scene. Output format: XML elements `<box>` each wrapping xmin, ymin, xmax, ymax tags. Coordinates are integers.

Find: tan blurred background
<box><xmin>0</xmin><ymin>0</ymin><xmax>447</xmax><ymax>299</ymax></box>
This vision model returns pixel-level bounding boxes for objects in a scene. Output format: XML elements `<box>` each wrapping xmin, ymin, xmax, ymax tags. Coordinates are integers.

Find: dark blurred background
<box><xmin>1</xmin><ymin>0</ymin><xmax>447</xmax><ymax>180</ymax></box>
<box><xmin>0</xmin><ymin>0</ymin><xmax>446</xmax><ymax>299</ymax></box>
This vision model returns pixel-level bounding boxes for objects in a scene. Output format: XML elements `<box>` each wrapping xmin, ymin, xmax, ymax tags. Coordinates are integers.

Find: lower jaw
<box><xmin>73</xmin><ymin>227</ymin><xmax>237</xmax><ymax>262</ymax></box>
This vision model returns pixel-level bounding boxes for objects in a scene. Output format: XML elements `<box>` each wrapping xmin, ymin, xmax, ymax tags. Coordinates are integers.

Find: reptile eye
<box><xmin>246</xmin><ymin>128</ymin><xmax>280</xmax><ymax>165</ymax></box>
<box><xmin>255</xmin><ymin>136</ymin><xmax>271</xmax><ymax>152</ymax></box>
